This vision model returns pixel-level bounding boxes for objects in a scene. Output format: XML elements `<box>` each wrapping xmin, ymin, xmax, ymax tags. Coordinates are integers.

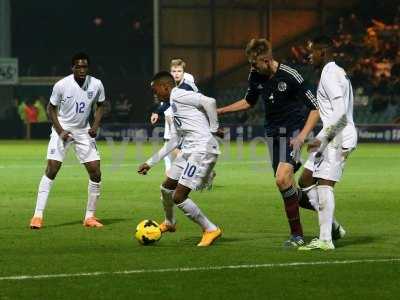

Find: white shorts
<box><xmin>304</xmin><ymin>144</ymin><xmax>354</xmax><ymax>182</ymax></box>
<box><xmin>167</xmin><ymin>152</ymin><xmax>218</xmax><ymax>190</ymax></box>
<box><xmin>47</xmin><ymin>129</ymin><xmax>100</xmax><ymax>164</ymax></box>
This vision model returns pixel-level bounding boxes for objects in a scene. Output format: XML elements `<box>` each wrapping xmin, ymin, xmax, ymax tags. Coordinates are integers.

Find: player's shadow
<box><xmin>47</xmin><ymin>218</ymin><xmax>129</xmax><ymax>228</ymax></box>
<box><xmin>216</xmin><ymin>236</ymin><xmax>267</xmax><ymax>243</ymax></box>
<box><xmin>100</xmin><ymin>218</ymin><xmax>130</xmax><ymax>225</ymax></box>
<box><xmin>196</xmin><ymin>184</ymin><xmax>224</xmax><ymax>192</ymax></box>
<box><xmin>179</xmin><ymin>235</ymin><xmax>263</xmax><ymax>246</ymax></box>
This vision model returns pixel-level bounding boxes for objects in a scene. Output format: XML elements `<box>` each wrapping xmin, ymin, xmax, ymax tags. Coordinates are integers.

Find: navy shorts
<box><xmin>266</xmin><ymin>129</ymin><xmax>302</xmax><ymax>175</ymax></box>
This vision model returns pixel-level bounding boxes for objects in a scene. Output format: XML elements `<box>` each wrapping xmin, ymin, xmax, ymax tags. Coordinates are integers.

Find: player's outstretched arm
<box><xmin>150</xmin><ymin>101</ymin><xmax>170</xmax><ymax>124</ymax></box>
<box><xmin>47</xmin><ymin>103</ymin><xmax>71</xmax><ymax>141</ymax></box>
<box><xmin>138</xmin><ymin>124</ymin><xmax>180</xmax><ymax>175</ymax></box>
<box><xmin>291</xmin><ymin>109</ymin><xmax>320</xmax><ymax>149</ymax></box>
<box><xmin>315</xmin><ymin>70</ymin><xmax>347</xmax><ymax>148</ymax></box>
<box><xmin>198</xmin><ymin>95</ymin><xmax>219</xmax><ymax>133</ymax></box>
<box><xmin>217</xmin><ymin>99</ymin><xmax>251</xmax><ymax>115</ymax></box>
<box><xmin>137</xmin><ymin>163</ymin><xmax>151</xmax><ymax>175</ymax></box>
<box><xmin>89</xmin><ymin>102</ymin><xmax>104</xmax><ymax>138</ymax></box>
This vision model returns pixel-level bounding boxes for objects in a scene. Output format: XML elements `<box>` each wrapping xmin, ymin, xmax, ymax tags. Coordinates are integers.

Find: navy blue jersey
<box><xmin>245</xmin><ymin>63</ymin><xmax>318</xmax><ymax>136</ymax></box>
<box><xmin>152</xmin><ymin>101</ymin><xmax>170</xmax><ymax>115</ymax></box>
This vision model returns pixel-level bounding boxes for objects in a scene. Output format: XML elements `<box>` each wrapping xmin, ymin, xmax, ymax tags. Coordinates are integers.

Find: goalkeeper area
<box><xmin>0</xmin><ymin>141</ymin><xmax>399</xmax><ymax>299</ymax></box>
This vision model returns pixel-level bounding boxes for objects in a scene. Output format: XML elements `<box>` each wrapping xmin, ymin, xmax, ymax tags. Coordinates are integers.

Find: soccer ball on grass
<box><xmin>135</xmin><ymin>220</ymin><xmax>162</xmax><ymax>245</ymax></box>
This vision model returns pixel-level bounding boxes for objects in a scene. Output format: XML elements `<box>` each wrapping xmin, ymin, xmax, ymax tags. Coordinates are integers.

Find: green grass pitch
<box><xmin>0</xmin><ymin>140</ymin><xmax>399</xmax><ymax>299</ymax></box>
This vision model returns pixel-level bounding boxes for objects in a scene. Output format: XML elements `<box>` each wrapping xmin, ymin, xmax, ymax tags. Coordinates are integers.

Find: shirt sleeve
<box><xmin>181</xmin><ymin>79</ymin><xmax>199</xmax><ymax>92</ymax></box>
<box><xmin>96</xmin><ymin>81</ymin><xmax>105</xmax><ymax>103</ymax></box>
<box><xmin>198</xmin><ymin>94</ymin><xmax>219</xmax><ymax>133</ymax></box>
<box><xmin>152</xmin><ymin>101</ymin><xmax>170</xmax><ymax>114</ymax></box>
<box><xmin>321</xmin><ymin>70</ymin><xmax>346</xmax><ymax>124</ymax></box>
<box><xmin>297</xmin><ymin>82</ymin><xmax>319</xmax><ymax>110</ymax></box>
<box><xmin>184</xmin><ymin>73</ymin><xmax>195</xmax><ymax>83</ymax></box>
<box><xmin>49</xmin><ymin>82</ymin><xmax>63</xmax><ymax>106</ymax></box>
<box><xmin>317</xmin><ymin>70</ymin><xmax>347</xmax><ymax>142</ymax></box>
<box><xmin>146</xmin><ymin>122</ymin><xmax>179</xmax><ymax>167</ymax></box>
<box><xmin>285</xmin><ymin>67</ymin><xmax>319</xmax><ymax>110</ymax></box>
<box><xmin>320</xmin><ymin>70</ymin><xmax>343</xmax><ymax>101</ymax></box>
<box><xmin>244</xmin><ymin>71</ymin><xmax>261</xmax><ymax>106</ymax></box>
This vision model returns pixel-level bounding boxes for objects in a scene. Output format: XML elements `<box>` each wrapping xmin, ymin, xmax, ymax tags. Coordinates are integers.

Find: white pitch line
<box><xmin>1</xmin><ymin>258</ymin><xmax>399</xmax><ymax>281</ymax></box>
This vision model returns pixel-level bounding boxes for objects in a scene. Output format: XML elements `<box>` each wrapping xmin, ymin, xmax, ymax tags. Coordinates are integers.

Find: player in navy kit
<box><xmin>217</xmin><ymin>38</ymin><xmax>320</xmax><ymax>247</ymax></box>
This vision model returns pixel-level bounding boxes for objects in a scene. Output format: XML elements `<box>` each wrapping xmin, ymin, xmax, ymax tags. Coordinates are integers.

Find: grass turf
<box><xmin>0</xmin><ymin>141</ymin><xmax>399</xmax><ymax>299</ymax></box>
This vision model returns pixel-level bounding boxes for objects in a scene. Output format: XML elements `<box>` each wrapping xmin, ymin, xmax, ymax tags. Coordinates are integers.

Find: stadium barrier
<box><xmin>3</xmin><ymin>122</ymin><xmax>399</xmax><ymax>143</ymax></box>
<box><xmin>99</xmin><ymin>123</ymin><xmax>400</xmax><ymax>143</ymax></box>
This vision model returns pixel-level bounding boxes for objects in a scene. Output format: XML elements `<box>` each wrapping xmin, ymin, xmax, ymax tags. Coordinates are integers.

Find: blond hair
<box><xmin>170</xmin><ymin>58</ymin><xmax>186</xmax><ymax>69</ymax></box>
<box><xmin>245</xmin><ymin>38</ymin><xmax>272</xmax><ymax>59</ymax></box>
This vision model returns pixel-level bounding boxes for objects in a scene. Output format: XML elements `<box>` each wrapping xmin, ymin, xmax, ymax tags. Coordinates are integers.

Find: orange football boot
<box><xmin>83</xmin><ymin>217</ymin><xmax>103</xmax><ymax>228</ymax></box>
<box><xmin>30</xmin><ymin>217</ymin><xmax>43</xmax><ymax>229</ymax></box>
<box><xmin>197</xmin><ymin>227</ymin><xmax>222</xmax><ymax>247</ymax></box>
<box><xmin>159</xmin><ymin>222</ymin><xmax>176</xmax><ymax>233</ymax></box>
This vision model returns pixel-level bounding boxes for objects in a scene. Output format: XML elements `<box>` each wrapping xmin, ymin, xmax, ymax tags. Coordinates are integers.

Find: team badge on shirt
<box><xmin>87</xmin><ymin>91</ymin><xmax>94</xmax><ymax>99</ymax></box>
<box><xmin>277</xmin><ymin>81</ymin><xmax>287</xmax><ymax>92</ymax></box>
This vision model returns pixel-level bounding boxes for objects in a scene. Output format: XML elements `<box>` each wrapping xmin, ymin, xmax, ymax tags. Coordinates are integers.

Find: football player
<box><xmin>138</xmin><ymin>71</ymin><xmax>222</xmax><ymax>246</ymax></box>
<box><xmin>217</xmin><ymin>38</ymin><xmax>320</xmax><ymax>247</ymax></box>
<box><xmin>30</xmin><ymin>52</ymin><xmax>105</xmax><ymax>229</ymax></box>
<box><xmin>298</xmin><ymin>36</ymin><xmax>357</xmax><ymax>250</ymax></box>
<box><xmin>150</xmin><ymin>59</ymin><xmax>198</xmax><ymax>173</ymax></box>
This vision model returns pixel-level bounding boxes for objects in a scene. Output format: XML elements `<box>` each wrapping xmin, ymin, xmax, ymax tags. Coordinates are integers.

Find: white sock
<box><xmin>176</xmin><ymin>198</ymin><xmax>217</xmax><ymax>232</ymax></box>
<box><xmin>33</xmin><ymin>175</ymin><xmax>54</xmax><ymax>218</ymax></box>
<box><xmin>303</xmin><ymin>184</ymin><xmax>319</xmax><ymax>210</ymax></box>
<box><xmin>303</xmin><ymin>185</ymin><xmax>340</xmax><ymax>228</ymax></box>
<box><xmin>85</xmin><ymin>180</ymin><xmax>101</xmax><ymax>220</ymax></box>
<box><xmin>317</xmin><ymin>185</ymin><xmax>335</xmax><ymax>242</ymax></box>
<box><xmin>160</xmin><ymin>185</ymin><xmax>175</xmax><ymax>225</ymax></box>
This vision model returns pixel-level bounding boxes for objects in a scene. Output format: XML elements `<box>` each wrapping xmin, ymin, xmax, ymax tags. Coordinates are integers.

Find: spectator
<box><xmin>17</xmin><ymin>99</ymin><xmax>27</xmax><ymax>123</ymax></box>
<box><xmin>24</xmin><ymin>99</ymin><xmax>38</xmax><ymax>124</ymax></box>
<box><xmin>373</xmin><ymin>58</ymin><xmax>392</xmax><ymax>78</ymax></box>
<box><xmin>33</xmin><ymin>96</ymin><xmax>47</xmax><ymax>123</ymax></box>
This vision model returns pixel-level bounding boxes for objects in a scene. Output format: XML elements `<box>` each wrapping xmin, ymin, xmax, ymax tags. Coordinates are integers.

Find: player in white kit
<box><xmin>150</xmin><ymin>59</ymin><xmax>198</xmax><ymax>173</ymax></box>
<box><xmin>298</xmin><ymin>37</ymin><xmax>358</xmax><ymax>250</ymax></box>
<box><xmin>30</xmin><ymin>52</ymin><xmax>105</xmax><ymax>229</ymax></box>
<box><xmin>138</xmin><ymin>71</ymin><xmax>222</xmax><ymax>247</ymax></box>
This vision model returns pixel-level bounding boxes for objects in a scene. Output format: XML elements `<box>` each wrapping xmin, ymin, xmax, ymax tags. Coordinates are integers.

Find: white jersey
<box><xmin>163</xmin><ymin>106</ymin><xmax>173</xmax><ymax>140</ymax></box>
<box><xmin>178</xmin><ymin>73</ymin><xmax>198</xmax><ymax>92</ymax></box>
<box><xmin>50</xmin><ymin>74</ymin><xmax>105</xmax><ymax>131</ymax></box>
<box><xmin>317</xmin><ymin>62</ymin><xmax>357</xmax><ymax>148</ymax></box>
<box><xmin>183</xmin><ymin>72</ymin><xmax>195</xmax><ymax>83</ymax></box>
<box><xmin>170</xmin><ymin>87</ymin><xmax>220</xmax><ymax>154</ymax></box>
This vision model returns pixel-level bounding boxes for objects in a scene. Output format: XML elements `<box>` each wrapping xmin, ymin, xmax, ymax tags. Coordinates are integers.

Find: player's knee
<box><xmin>275</xmin><ymin>174</ymin><xmax>291</xmax><ymax>189</ymax></box>
<box><xmin>172</xmin><ymin>190</ymin><xmax>185</xmax><ymax>204</ymax></box>
<box><xmin>45</xmin><ymin>169</ymin><xmax>57</xmax><ymax>180</ymax></box>
<box><xmin>162</xmin><ymin>178</ymin><xmax>178</xmax><ymax>190</ymax></box>
<box><xmin>298</xmin><ymin>175</ymin><xmax>307</xmax><ymax>189</ymax></box>
<box><xmin>299</xmin><ymin>169</ymin><xmax>314</xmax><ymax>188</ymax></box>
<box><xmin>90</xmin><ymin>170</ymin><xmax>101</xmax><ymax>183</ymax></box>
<box><xmin>45</xmin><ymin>165</ymin><xmax>59</xmax><ymax>180</ymax></box>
